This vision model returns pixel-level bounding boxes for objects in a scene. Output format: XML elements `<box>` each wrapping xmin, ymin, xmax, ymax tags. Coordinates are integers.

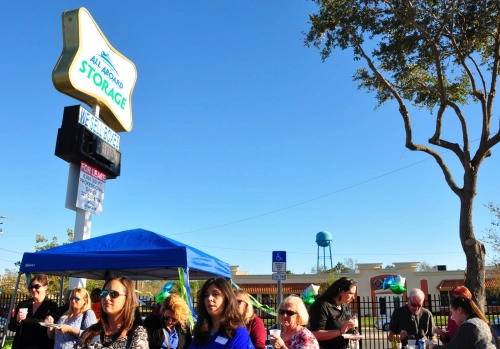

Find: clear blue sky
<box><xmin>1</xmin><ymin>1</ymin><xmax>499</xmax><ymax>277</ymax></box>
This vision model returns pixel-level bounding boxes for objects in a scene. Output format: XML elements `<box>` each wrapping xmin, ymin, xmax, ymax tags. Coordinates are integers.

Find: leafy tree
<box><xmin>304</xmin><ymin>0</ymin><xmax>500</xmax><ymax>308</ymax></box>
<box><xmin>418</xmin><ymin>260</ymin><xmax>433</xmax><ymax>272</ymax></box>
<box><xmin>384</xmin><ymin>264</ymin><xmax>395</xmax><ymax>269</ymax></box>
<box><xmin>310</xmin><ymin>265</ymin><xmax>331</xmax><ymax>274</ymax></box>
<box><xmin>332</xmin><ymin>262</ymin><xmax>349</xmax><ymax>274</ymax></box>
<box><xmin>482</xmin><ymin>202</ymin><xmax>500</xmax><ymax>266</ymax></box>
<box><xmin>286</xmin><ymin>270</ymin><xmax>294</xmax><ymax>274</ymax></box>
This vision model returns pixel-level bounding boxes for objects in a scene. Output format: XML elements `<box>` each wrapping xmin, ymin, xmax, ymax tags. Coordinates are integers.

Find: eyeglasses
<box><xmin>100</xmin><ymin>290</ymin><xmax>126</xmax><ymax>299</ymax></box>
<box><xmin>237</xmin><ymin>300</ymin><xmax>245</xmax><ymax>304</ymax></box>
<box><xmin>28</xmin><ymin>284</ymin><xmax>44</xmax><ymax>290</ymax></box>
<box><xmin>408</xmin><ymin>300</ymin><xmax>423</xmax><ymax>308</ymax></box>
<box><xmin>278</xmin><ymin>309</ymin><xmax>297</xmax><ymax>316</ymax></box>
<box><xmin>163</xmin><ymin>315</ymin><xmax>179</xmax><ymax>323</ymax></box>
<box><xmin>69</xmin><ymin>296</ymin><xmax>81</xmax><ymax>302</ymax></box>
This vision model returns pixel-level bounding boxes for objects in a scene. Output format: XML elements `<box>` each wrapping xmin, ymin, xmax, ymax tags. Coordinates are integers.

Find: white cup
<box><xmin>352</xmin><ymin>316</ymin><xmax>358</xmax><ymax>327</ymax></box>
<box><xmin>18</xmin><ymin>308</ymin><xmax>28</xmax><ymax>319</ymax></box>
<box><xmin>408</xmin><ymin>340</ymin><xmax>416</xmax><ymax>346</ymax></box>
<box><xmin>269</xmin><ymin>329</ymin><xmax>281</xmax><ymax>344</ymax></box>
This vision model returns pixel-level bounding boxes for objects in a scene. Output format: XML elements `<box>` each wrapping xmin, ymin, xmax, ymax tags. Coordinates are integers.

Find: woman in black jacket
<box><xmin>8</xmin><ymin>274</ymin><xmax>59</xmax><ymax>349</ymax></box>
<box><xmin>144</xmin><ymin>294</ymin><xmax>192</xmax><ymax>349</ymax></box>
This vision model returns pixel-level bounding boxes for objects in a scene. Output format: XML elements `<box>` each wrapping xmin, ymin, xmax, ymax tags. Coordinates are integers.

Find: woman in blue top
<box><xmin>188</xmin><ymin>278</ymin><xmax>254</xmax><ymax>349</ymax></box>
<box><xmin>45</xmin><ymin>287</ymin><xmax>97</xmax><ymax>349</ymax></box>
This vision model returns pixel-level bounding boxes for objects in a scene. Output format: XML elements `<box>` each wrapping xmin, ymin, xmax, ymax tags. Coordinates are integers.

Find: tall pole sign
<box><xmin>52</xmin><ymin>7</ymin><xmax>137</xmax><ymax>288</ymax></box>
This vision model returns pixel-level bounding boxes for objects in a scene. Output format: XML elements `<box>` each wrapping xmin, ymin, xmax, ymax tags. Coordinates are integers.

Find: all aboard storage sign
<box><xmin>52</xmin><ymin>8</ymin><xmax>137</xmax><ymax>132</ymax></box>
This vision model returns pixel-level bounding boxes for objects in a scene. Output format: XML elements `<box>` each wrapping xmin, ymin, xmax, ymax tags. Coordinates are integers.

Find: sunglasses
<box><xmin>100</xmin><ymin>290</ymin><xmax>126</xmax><ymax>299</ymax></box>
<box><xmin>163</xmin><ymin>315</ymin><xmax>179</xmax><ymax>323</ymax></box>
<box><xmin>408</xmin><ymin>300</ymin><xmax>423</xmax><ymax>308</ymax></box>
<box><xmin>28</xmin><ymin>284</ymin><xmax>44</xmax><ymax>290</ymax></box>
<box><xmin>278</xmin><ymin>309</ymin><xmax>297</xmax><ymax>316</ymax></box>
<box><xmin>69</xmin><ymin>296</ymin><xmax>81</xmax><ymax>302</ymax></box>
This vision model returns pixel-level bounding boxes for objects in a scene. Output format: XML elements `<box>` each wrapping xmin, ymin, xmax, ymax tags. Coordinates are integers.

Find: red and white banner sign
<box><xmin>76</xmin><ymin>162</ymin><xmax>106</xmax><ymax>216</ymax></box>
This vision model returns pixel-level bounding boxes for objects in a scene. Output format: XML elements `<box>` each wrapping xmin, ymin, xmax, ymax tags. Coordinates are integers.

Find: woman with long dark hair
<box><xmin>430</xmin><ymin>296</ymin><xmax>500</xmax><ymax>349</ymax></box>
<box><xmin>308</xmin><ymin>277</ymin><xmax>358</xmax><ymax>349</ymax></box>
<box><xmin>434</xmin><ymin>286</ymin><xmax>472</xmax><ymax>343</ymax></box>
<box><xmin>188</xmin><ymin>277</ymin><xmax>254</xmax><ymax>349</ymax></box>
<box><xmin>76</xmin><ymin>276</ymin><xmax>148</xmax><ymax>349</ymax></box>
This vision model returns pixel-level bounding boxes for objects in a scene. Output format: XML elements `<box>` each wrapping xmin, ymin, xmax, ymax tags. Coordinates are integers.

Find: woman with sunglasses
<box><xmin>308</xmin><ymin>277</ymin><xmax>358</xmax><ymax>349</ymax></box>
<box><xmin>429</xmin><ymin>296</ymin><xmax>500</xmax><ymax>349</ymax></box>
<box><xmin>234</xmin><ymin>290</ymin><xmax>266</xmax><ymax>349</ymax></box>
<box><xmin>144</xmin><ymin>294</ymin><xmax>192</xmax><ymax>349</ymax></box>
<box><xmin>8</xmin><ymin>274</ymin><xmax>60</xmax><ymax>349</ymax></box>
<box><xmin>45</xmin><ymin>288</ymin><xmax>97</xmax><ymax>349</ymax></box>
<box><xmin>188</xmin><ymin>277</ymin><xmax>254</xmax><ymax>349</ymax></box>
<box><xmin>269</xmin><ymin>296</ymin><xmax>319</xmax><ymax>349</ymax></box>
<box><xmin>76</xmin><ymin>276</ymin><xmax>148</xmax><ymax>349</ymax></box>
<box><xmin>433</xmin><ymin>286</ymin><xmax>472</xmax><ymax>343</ymax></box>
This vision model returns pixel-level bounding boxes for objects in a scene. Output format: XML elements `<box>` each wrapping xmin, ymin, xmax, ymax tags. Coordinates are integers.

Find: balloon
<box><xmin>390</xmin><ymin>284</ymin><xmax>407</xmax><ymax>295</ymax></box>
<box><xmin>301</xmin><ymin>284</ymin><xmax>319</xmax><ymax>305</ymax></box>
<box><xmin>382</xmin><ymin>276</ymin><xmax>394</xmax><ymax>290</ymax></box>
<box><xmin>383</xmin><ymin>275</ymin><xmax>407</xmax><ymax>295</ymax></box>
<box><xmin>156</xmin><ymin>281</ymin><xmax>174</xmax><ymax>303</ymax></box>
<box><xmin>303</xmin><ymin>296</ymin><xmax>315</xmax><ymax>305</ymax></box>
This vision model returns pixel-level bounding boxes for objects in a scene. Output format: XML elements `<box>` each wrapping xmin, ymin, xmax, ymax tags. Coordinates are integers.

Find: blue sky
<box><xmin>1</xmin><ymin>1</ymin><xmax>499</xmax><ymax>277</ymax></box>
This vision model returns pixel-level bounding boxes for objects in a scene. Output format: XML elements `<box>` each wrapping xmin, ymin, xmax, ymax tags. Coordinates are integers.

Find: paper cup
<box><xmin>19</xmin><ymin>308</ymin><xmax>28</xmax><ymax>315</ymax></box>
<box><xmin>408</xmin><ymin>340</ymin><xmax>416</xmax><ymax>346</ymax></box>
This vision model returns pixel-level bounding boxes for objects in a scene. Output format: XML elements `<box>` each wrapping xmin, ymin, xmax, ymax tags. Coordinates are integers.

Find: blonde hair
<box><xmin>161</xmin><ymin>294</ymin><xmax>191</xmax><ymax>332</ymax></box>
<box><xmin>234</xmin><ymin>290</ymin><xmax>255</xmax><ymax>324</ymax></box>
<box><xmin>69</xmin><ymin>288</ymin><xmax>92</xmax><ymax>315</ymax></box>
<box><xmin>279</xmin><ymin>296</ymin><xmax>309</xmax><ymax>325</ymax></box>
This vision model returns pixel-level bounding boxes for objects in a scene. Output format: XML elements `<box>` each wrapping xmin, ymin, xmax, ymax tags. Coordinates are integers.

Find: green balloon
<box><xmin>390</xmin><ymin>284</ymin><xmax>406</xmax><ymax>295</ymax></box>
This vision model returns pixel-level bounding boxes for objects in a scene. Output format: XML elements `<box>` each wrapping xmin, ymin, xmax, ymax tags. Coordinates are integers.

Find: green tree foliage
<box><xmin>332</xmin><ymin>262</ymin><xmax>349</xmax><ymax>274</ymax></box>
<box><xmin>304</xmin><ymin>0</ymin><xmax>500</xmax><ymax>308</ymax></box>
<box><xmin>384</xmin><ymin>264</ymin><xmax>395</xmax><ymax>269</ymax></box>
<box><xmin>482</xmin><ymin>202</ymin><xmax>500</xmax><ymax>266</ymax></box>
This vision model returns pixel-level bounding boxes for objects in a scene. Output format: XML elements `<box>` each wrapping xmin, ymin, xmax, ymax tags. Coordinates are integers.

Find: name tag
<box><xmin>215</xmin><ymin>336</ymin><xmax>229</xmax><ymax>345</ymax></box>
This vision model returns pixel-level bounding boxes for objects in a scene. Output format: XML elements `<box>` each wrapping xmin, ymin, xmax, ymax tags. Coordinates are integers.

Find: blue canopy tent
<box><xmin>1</xmin><ymin>229</ymin><xmax>230</xmax><ymax>347</ymax></box>
<box><xmin>18</xmin><ymin>228</ymin><xmax>231</xmax><ymax>279</ymax></box>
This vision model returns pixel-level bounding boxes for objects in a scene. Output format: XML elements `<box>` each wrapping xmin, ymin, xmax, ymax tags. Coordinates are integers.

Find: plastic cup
<box><xmin>408</xmin><ymin>340</ymin><xmax>416</xmax><ymax>346</ymax></box>
<box><xmin>269</xmin><ymin>329</ymin><xmax>281</xmax><ymax>344</ymax></box>
<box><xmin>19</xmin><ymin>308</ymin><xmax>27</xmax><ymax>316</ymax></box>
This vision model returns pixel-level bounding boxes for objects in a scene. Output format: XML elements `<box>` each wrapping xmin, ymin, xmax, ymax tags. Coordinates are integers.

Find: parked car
<box><xmin>374</xmin><ymin>317</ymin><xmax>390</xmax><ymax>331</ymax></box>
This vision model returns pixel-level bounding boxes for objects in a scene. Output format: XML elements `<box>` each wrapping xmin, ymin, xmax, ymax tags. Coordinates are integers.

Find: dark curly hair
<box><xmin>192</xmin><ymin>277</ymin><xmax>243</xmax><ymax>345</ymax></box>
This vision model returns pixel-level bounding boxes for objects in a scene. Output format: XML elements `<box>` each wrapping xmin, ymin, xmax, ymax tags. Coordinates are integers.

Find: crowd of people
<box><xmin>7</xmin><ymin>275</ymin><xmax>500</xmax><ymax>349</ymax></box>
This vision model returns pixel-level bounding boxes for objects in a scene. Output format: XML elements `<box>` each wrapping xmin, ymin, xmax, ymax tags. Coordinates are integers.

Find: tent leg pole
<box><xmin>1</xmin><ymin>272</ymin><xmax>22</xmax><ymax>348</ymax></box>
<box><xmin>59</xmin><ymin>276</ymin><xmax>64</xmax><ymax>306</ymax></box>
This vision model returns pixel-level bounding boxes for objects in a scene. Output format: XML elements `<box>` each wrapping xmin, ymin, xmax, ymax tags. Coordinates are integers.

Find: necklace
<box><xmin>101</xmin><ymin>329</ymin><xmax>123</xmax><ymax>346</ymax></box>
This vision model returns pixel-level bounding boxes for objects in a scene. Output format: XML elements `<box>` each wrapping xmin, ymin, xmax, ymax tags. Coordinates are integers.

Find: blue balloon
<box><xmin>382</xmin><ymin>276</ymin><xmax>394</xmax><ymax>290</ymax></box>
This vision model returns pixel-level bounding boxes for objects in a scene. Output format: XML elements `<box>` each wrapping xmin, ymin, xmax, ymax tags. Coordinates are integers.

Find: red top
<box><xmin>246</xmin><ymin>316</ymin><xmax>267</xmax><ymax>349</ymax></box>
<box><xmin>441</xmin><ymin>315</ymin><xmax>459</xmax><ymax>343</ymax></box>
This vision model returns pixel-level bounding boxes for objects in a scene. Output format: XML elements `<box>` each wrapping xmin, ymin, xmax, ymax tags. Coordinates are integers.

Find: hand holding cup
<box><xmin>17</xmin><ymin>308</ymin><xmax>28</xmax><ymax>322</ymax></box>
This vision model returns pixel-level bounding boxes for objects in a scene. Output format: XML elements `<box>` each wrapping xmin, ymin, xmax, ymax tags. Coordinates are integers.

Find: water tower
<box><xmin>316</xmin><ymin>231</ymin><xmax>333</xmax><ymax>271</ymax></box>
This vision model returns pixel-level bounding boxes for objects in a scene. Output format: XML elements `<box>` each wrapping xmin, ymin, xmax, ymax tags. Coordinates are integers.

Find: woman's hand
<box><xmin>17</xmin><ymin>310</ymin><xmax>27</xmax><ymax>322</ymax></box>
<box><xmin>434</xmin><ymin>327</ymin><xmax>445</xmax><ymax>338</ymax></box>
<box><xmin>45</xmin><ymin>315</ymin><xmax>54</xmax><ymax>324</ymax></box>
<box><xmin>58</xmin><ymin>324</ymin><xmax>72</xmax><ymax>334</ymax></box>
<box><xmin>270</xmin><ymin>334</ymin><xmax>286</xmax><ymax>349</ymax></box>
<box><xmin>341</xmin><ymin>319</ymin><xmax>356</xmax><ymax>334</ymax></box>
